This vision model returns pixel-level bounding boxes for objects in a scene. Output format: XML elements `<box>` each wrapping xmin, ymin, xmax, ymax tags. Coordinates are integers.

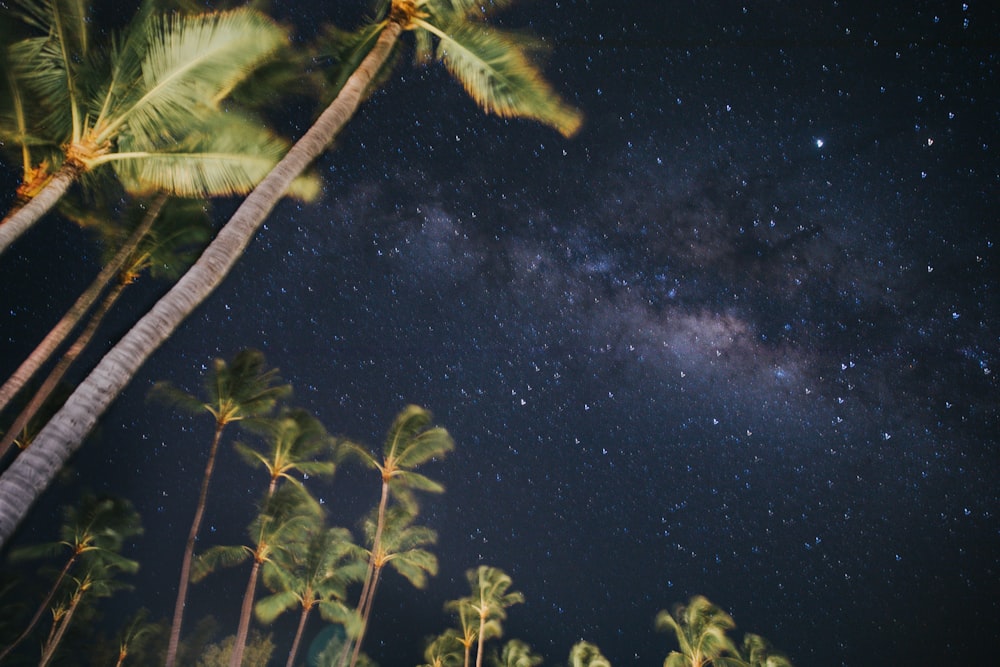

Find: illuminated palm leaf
<box><xmin>413</xmin><ymin>16</ymin><xmax>582</xmax><ymax>137</ymax></box>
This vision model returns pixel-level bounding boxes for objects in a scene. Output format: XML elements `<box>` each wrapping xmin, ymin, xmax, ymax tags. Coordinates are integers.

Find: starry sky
<box><xmin>1</xmin><ymin>0</ymin><xmax>998</xmax><ymax>665</ymax></box>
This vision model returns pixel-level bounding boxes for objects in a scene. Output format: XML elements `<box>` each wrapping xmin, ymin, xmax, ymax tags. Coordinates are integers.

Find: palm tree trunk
<box><xmin>0</xmin><ymin>276</ymin><xmax>129</xmax><ymax>459</ymax></box>
<box><xmin>164</xmin><ymin>420</ymin><xmax>227</xmax><ymax>667</ymax></box>
<box><xmin>348</xmin><ymin>565</ymin><xmax>385</xmax><ymax>667</ymax></box>
<box><xmin>285</xmin><ymin>605</ymin><xmax>312</xmax><ymax>667</ymax></box>
<box><xmin>0</xmin><ymin>195</ymin><xmax>166</xmax><ymax>416</ymax></box>
<box><xmin>38</xmin><ymin>590</ymin><xmax>82</xmax><ymax>667</ymax></box>
<box><xmin>0</xmin><ymin>19</ymin><xmax>405</xmax><ymax>549</ymax></box>
<box><xmin>0</xmin><ymin>162</ymin><xmax>81</xmax><ymax>257</ymax></box>
<box><xmin>475</xmin><ymin>614</ymin><xmax>487</xmax><ymax>667</ymax></box>
<box><xmin>0</xmin><ymin>553</ymin><xmax>77</xmax><ymax>662</ymax></box>
<box><xmin>343</xmin><ymin>480</ymin><xmax>389</xmax><ymax>667</ymax></box>
<box><xmin>230</xmin><ymin>557</ymin><xmax>264</xmax><ymax>667</ymax></box>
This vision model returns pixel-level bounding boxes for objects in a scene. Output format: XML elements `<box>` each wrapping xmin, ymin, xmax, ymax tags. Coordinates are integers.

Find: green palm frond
<box><xmin>254</xmin><ymin>589</ymin><xmax>299</xmax><ymax>624</ymax></box>
<box><xmin>568</xmin><ymin>641</ymin><xmax>611</xmax><ymax>667</ymax></box>
<box><xmin>191</xmin><ymin>544</ymin><xmax>250</xmax><ymax>582</ymax></box>
<box><xmin>388</xmin><ymin>548</ymin><xmax>438</xmax><ymax>588</ymax></box>
<box><xmin>109</xmin><ymin>108</ymin><xmax>319</xmax><ymax>199</ymax></box>
<box><xmin>394</xmin><ymin>427</ymin><xmax>455</xmax><ymax>469</ymax></box>
<box><xmin>415</xmin><ymin>17</ymin><xmax>582</xmax><ymax>137</ymax></box>
<box><xmin>101</xmin><ymin>8</ymin><xmax>287</xmax><ymax>145</ymax></box>
<box><xmin>392</xmin><ymin>469</ymin><xmax>446</xmax><ymax>494</ymax></box>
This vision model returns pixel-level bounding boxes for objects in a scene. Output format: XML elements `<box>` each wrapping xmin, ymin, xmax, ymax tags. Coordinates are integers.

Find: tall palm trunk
<box><xmin>285</xmin><ymin>603</ymin><xmax>313</xmax><ymax>667</ymax></box>
<box><xmin>230</xmin><ymin>555</ymin><xmax>265</xmax><ymax>667</ymax></box>
<box><xmin>0</xmin><ymin>195</ymin><xmax>166</xmax><ymax>417</ymax></box>
<box><xmin>0</xmin><ymin>275</ymin><xmax>129</xmax><ymax>459</ymax></box>
<box><xmin>0</xmin><ymin>19</ymin><xmax>405</xmax><ymax>549</ymax></box>
<box><xmin>38</xmin><ymin>589</ymin><xmax>83</xmax><ymax>667</ymax></box>
<box><xmin>475</xmin><ymin>612</ymin><xmax>487</xmax><ymax>667</ymax></box>
<box><xmin>344</xmin><ymin>480</ymin><xmax>390</xmax><ymax>667</ymax></box>
<box><xmin>164</xmin><ymin>420</ymin><xmax>226</xmax><ymax>667</ymax></box>
<box><xmin>0</xmin><ymin>162</ymin><xmax>81</xmax><ymax>256</ymax></box>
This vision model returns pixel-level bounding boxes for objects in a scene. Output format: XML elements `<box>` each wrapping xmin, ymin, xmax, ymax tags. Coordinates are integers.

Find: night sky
<box><xmin>1</xmin><ymin>1</ymin><xmax>998</xmax><ymax>666</ymax></box>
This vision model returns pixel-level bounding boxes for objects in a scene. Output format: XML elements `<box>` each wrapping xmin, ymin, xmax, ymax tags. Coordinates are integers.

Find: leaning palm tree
<box><xmin>0</xmin><ymin>494</ymin><xmax>142</xmax><ymax>662</ymax></box>
<box><xmin>255</xmin><ymin>522</ymin><xmax>365</xmax><ymax>667</ymax></box>
<box><xmin>739</xmin><ymin>634</ymin><xmax>793</xmax><ymax>667</ymax></box>
<box><xmin>490</xmin><ymin>639</ymin><xmax>542</xmax><ymax>667</ymax></box>
<box><xmin>0</xmin><ymin>1</ymin><xmax>319</xmax><ymax>255</ymax></box>
<box><xmin>346</xmin><ymin>504</ymin><xmax>440</xmax><ymax>667</ymax></box>
<box><xmin>0</xmin><ymin>196</ymin><xmax>211</xmax><ymax>461</ymax></box>
<box><xmin>656</xmin><ymin>596</ymin><xmax>745</xmax><ymax>667</ymax></box>
<box><xmin>444</xmin><ymin>595</ymin><xmax>481</xmax><ymax>667</ymax></box>
<box><xmin>150</xmin><ymin>348</ymin><xmax>291</xmax><ymax>667</ymax></box>
<box><xmin>192</xmin><ymin>483</ymin><xmax>321</xmax><ymax>667</ymax></box>
<box><xmin>420</xmin><ymin>630</ymin><xmax>465</xmax><ymax>667</ymax></box>
<box><xmin>0</xmin><ymin>0</ymin><xmax>581</xmax><ymax>548</ymax></box>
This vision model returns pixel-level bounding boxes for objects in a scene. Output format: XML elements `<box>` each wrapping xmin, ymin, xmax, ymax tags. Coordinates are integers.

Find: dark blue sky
<box><xmin>1</xmin><ymin>1</ymin><xmax>997</xmax><ymax>665</ymax></box>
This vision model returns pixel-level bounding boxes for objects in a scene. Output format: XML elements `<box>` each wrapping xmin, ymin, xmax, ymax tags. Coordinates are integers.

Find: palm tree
<box><xmin>0</xmin><ymin>0</ymin><xmax>581</xmax><ymax>548</ymax></box>
<box><xmin>458</xmin><ymin>566</ymin><xmax>525</xmax><ymax>667</ymax></box>
<box><xmin>568</xmin><ymin>641</ymin><xmax>611</xmax><ymax>667</ymax></box>
<box><xmin>346</xmin><ymin>504</ymin><xmax>440</xmax><ymax>667</ymax></box>
<box><xmin>443</xmin><ymin>595</ymin><xmax>480</xmax><ymax>667</ymax></box>
<box><xmin>0</xmin><ymin>2</ymin><xmax>319</xmax><ymax>255</ymax></box>
<box><xmin>0</xmin><ymin>194</ymin><xmax>169</xmax><ymax>419</ymax></box>
<box><xmin>113</xmin><ymin>609</ymin><xmax>158</xmax><ymax>667</ymax></box>
<box><xmin>37</xmin><ymin>553</ymin><xmax>139</xmax><ymax>667</ymax></box>
<box><xmin>150</xmin><ymin>348</ymin><xmax>291</xmax><ymax>667</ymax></box>
<box><xmin>0</xmin><ymin>196</ymin><xmax>211</xmax><ymax>461</ymax></box>
<box><xmin>420</xmin><ymin>630</ymin><xmax>465</xmax><ymax>667</ymax></box>
<box><xmin>347</xmin><ymin>404</ymin><xmax>453</xmax><ymax>645</ymax></box>
<box><xmin>0</xmin><ymin>494</ymin><xmax>142</xmax><ymax>662</ymax></box>
<box><xmin>490</xmin><ymin>640</ymin><xmax>542</xmax><ymax>667</ymax></box>
<box><xmin>739</xmin><ymin>634</ymin><xmax>793</xmax><ymax>667</ymax></box>
<box><xmin>255</xmin><ymin>523</ymin><xmax>365</xmax><ymax>667</ymax></box>
<box><xmin>192</xmin><ymin>482</ymin><xmax>321</xmax><ymax>667</ymax></box>
<box><xmin>655</xmin><ymin>596</ymin><xmax>745</xmax><ymax>667</ymax></box>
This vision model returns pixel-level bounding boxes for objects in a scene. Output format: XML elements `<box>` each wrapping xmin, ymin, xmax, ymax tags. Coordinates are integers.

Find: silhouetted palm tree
<box><xmin>655</xmin><ymin>595</ymin><xmax>744</xmax><ymax>667</ymax></box>
<box><xmin>0</xmin><ymin>0</ymin><xmax>580</xmax><ymax>548</ymax></box>
<box><xmin>151</xmin><ymin>348</ymin><xmax>290</xmax><ymax>667</ymax></box>
<box><xmin>0</xmin><ymin>494</ymin><xmax>141</xmax><ymax>662</ymax></box>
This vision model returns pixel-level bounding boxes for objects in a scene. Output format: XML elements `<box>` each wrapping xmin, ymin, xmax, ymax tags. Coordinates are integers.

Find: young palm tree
<box><xmin>0</xmin><ymin>0</ymin><xmax>581</xmax><ymax>548</ymax></box>
<box><xmin>0</xmin><ymin>2</ymin><xmax>319</xmax><ymax>255</ymax></box>
<box><xmin>456</xmin><ymin>566</ymin><xmax>525</xmax><ymax>667</ymax></box>
<box><xmin>191</xmin><ymin>483</ymin><xmax>321</xmax><ymax>667</ymax></box>
<box><xmin>739</xmin><ymin>634</ymin><xmax>793</xmax><ymax>667</ymax></box>
<box><xmin>490</xmin><ymin>639</ymin><xmax>542</xmax><ymax>667</ymax></box>
<box><xmin>568</xmin><ymin>642</ymin><xmax>611</xmax><ymax>667</ymax></box>
<box><xmin>0</xmin><ymin>197</ymin><xmax>211</xmax><ymax>461</ymax></box>
<box><xmin>255</xmin><ymin>522</ymin><xmax>365</xmax><ymax>667</ymax></box>
<box><xmin>443</xmin><ymin>596</ymin><xmax>480</xmax><ymax>667</ymax></box>
<box><xmin>420</xmin><ymin>630</ymin><xmax>465</xmax><ymax>667</ymax></box>
<box><xmin>0</xmin><ymin>494</ymin><xmax>142</xmax><ymax>662</ymax></box>
<box><xmin>655</xmin><ymin>596</ymin><xmax>744</xmax><ymax>667</ymax></box>
<box><xmin>346</xmin><ymin>504</ymin><xmax>440</xmax><ymax>667</ymax></box>
<box><xmin>150</xmin><ymin>348</ymin><xmax>291</xmax><ymax>667</ymax></box>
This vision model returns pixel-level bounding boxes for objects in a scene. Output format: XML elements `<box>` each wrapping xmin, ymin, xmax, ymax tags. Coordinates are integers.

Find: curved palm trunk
<box><xmin>285</xmin><ymin>604</ymin><xmax>313</xmax><ymax>667</ymax></box>
<box><xmin>164</xmin><ymin>420</ymin><xmax>227</xmax><ymax>667</ymax></box>
<box><xmin>0</xmin><ymin>552</ymin><xmax>77</xmax><ymax>662</ymax></box>
<box><xmin>0</xmin><ymin>195</ymin><xmax>166</xmax><ymax>416</ymax></box>
<box><xmin>0</xmin><ymin>163</ymin><xmax>81</xmax><ymax>257</ymax></box>
<box><xmin>0</xmin><ymin>20</ymin><xmax>404</xmax><ymax>549</ymax></box>
<box><xmin>230</xmin><ymin>556</ymin><xmax>265</xmax><ymax>667</ymax></box>
<box><xmin>0</xmin><ymin>276</ymin><xmax>129</xmax><ymax>459</ymax></box>
<box><xmin>348</xmin><ymin>564</ymin><xmax>384</xmax><ymax>667</ymax></box>
<box><xmin>475</xmin><ymin>613</ymin><xmax>487</xmax><ymax>667</ymax></box>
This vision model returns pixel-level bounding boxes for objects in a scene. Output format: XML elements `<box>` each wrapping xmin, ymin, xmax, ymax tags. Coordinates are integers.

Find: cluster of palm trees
<box><xmin>0</xmin><ymin>0</ymin><xmax>583</xmax><ymax>547</ymax></box>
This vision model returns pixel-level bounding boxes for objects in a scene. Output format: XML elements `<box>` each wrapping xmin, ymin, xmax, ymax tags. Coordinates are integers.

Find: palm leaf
<box><xmin>416</xmin><ymin>18</ymin><xmax>582</xmax><ymax>137</ymax></box>
<box><xmin>254</xmin><ymin>589</ymin><xmax>299</xmax><ymax>624</ymax></box>
<box><xmin>108</xmin><ymin>109</ymin><xmax>321</xmax><ymax>200</ymax></box>
<box><xmin>393</xmin><ymin>470</ymin><xmax>446</xmax><ymax>494</ymax></box>
<box><xmin>191</xmin><ymin>544</ymin><xmax>250</xmax><ymax>582</ymax></box>
<box><xmin>102</xmin><ymin>8</ymin><xmax>287</xmax><ymax>146</ymax></box>
<box><xmin>394</xmin><ymin>428</ymin><xmax>454</xmax><ymax>469</ymax></box>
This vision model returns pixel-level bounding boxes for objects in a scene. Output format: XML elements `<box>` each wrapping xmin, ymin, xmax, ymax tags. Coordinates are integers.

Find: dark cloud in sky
<box><xmin>1</xmin><ymin>1</ymin><xmax>998</xmax><ymax>666</ymax></box>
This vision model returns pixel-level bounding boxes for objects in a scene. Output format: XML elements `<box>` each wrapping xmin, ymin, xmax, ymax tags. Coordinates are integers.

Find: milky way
<box><xmin>0</xmin><ymin>1</ymin><xmax>997</xmax><ymax>666</ymax></box>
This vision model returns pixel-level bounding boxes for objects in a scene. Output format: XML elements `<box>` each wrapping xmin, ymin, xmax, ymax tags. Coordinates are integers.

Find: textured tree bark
<box><xmin>0</xmin><ymin>163</ymin><xmax>79</xmax><ymax>256</ymax></box>
<box><xmin>0</xmin><ymin>20</ymin><xmax>403</xmax><ymax>549</ymax></box>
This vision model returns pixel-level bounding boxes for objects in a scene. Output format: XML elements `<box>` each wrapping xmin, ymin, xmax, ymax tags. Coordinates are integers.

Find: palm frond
<box><xmin>108</xmin><ymin>108</ymin><xmax>319</xmax><ymax>199</ymax></box>
<box><xmin>191</xmin><ymin>544</ymin><xmax>250</xmax><ymax>582</ymax></box>
<box><xmin>254</xmin><ymin>589</ymin><xmax>299</xmax><ymax>624</ymax></box>
<box><xmin>418</xmin><ymin>18</ymin><xmax>583</xmax><ymax>137</ymax></box>
<box><xmin>103</xmin><ymin>8</ymin><xmax>287</xmax><ymax>146</ymax></box>
<box><xmin>393</xmin><ymin>470</ymin><xmax>446</xmax><ymax>494</ymax></box>
<box><xmin>394</xmin><ymin>427</ymin><xmax>454</xmax><ymax>468</ymax></box>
